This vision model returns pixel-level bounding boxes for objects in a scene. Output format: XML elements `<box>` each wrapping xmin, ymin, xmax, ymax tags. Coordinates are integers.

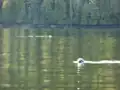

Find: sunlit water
<box><xmin>0</xmin><ymin>28</ymin><xmax>120</xmax><ymax>90</ymax></box>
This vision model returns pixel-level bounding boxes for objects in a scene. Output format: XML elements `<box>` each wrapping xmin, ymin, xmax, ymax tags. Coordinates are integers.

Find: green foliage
<box><xmin>1</xmin><ymin>0</ymin><xmax>120</xmax><ymax>24</ymax></box>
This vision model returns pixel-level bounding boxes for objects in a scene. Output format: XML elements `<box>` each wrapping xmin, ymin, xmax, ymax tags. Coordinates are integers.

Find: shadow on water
<box><xmin>0</xmin><ymin>28</ymin><xmax>120</xmax><ymax>90</ymax></box>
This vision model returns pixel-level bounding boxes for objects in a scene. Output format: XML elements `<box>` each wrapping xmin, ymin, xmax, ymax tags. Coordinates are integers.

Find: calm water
<box><xmin>0</xmin><ymin>28</ymin><xmax>120</xmax><ymax>90</ymax></box>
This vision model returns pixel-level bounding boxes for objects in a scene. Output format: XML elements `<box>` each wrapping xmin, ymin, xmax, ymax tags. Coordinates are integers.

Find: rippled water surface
<box><xmin>0</xmin><ymin>28</ymin><xmax>120</xmax><ymax>90</ymax></box>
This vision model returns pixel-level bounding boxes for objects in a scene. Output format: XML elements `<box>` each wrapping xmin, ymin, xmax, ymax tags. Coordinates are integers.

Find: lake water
<box><xmin>0</xmin><ymin>28</ymin><xmax>120</xmax><ymax>90</ymax></box>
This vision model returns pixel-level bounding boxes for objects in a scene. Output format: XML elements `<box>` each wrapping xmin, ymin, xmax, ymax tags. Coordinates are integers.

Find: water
<box><xmin>0</xmin><ymin>28</ymin><xmax>120</xmax><ymax>90</ymax></box>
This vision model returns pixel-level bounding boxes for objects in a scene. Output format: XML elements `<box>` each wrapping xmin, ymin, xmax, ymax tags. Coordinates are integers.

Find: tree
<box><xmin>0</xmin><ymin>0</ymin><xmax>2</xmax><ymax>22</ymax></box>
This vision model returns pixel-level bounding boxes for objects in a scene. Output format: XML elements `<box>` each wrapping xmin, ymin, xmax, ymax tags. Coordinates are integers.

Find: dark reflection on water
<box><xmin>0</xmin><ymin>28</ymin><xmax>120</xmax><ymax>90</ymax></box>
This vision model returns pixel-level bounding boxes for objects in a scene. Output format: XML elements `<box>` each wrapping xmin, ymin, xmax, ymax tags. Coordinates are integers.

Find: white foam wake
<box><xmin>73</xmin><ymin>58</ymin><xmax>120</xmax><ymax>66</ymax></box>
<box><xmin>73</xmin><ymin>58</ymin><xmax>120</xmax><ymax>74</ymax></box>
<box><xmin>84</xmin><ymin>60</ymin><xmax>120</xmax><ymax>64</ymax></box>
